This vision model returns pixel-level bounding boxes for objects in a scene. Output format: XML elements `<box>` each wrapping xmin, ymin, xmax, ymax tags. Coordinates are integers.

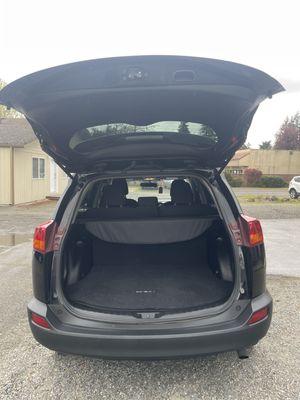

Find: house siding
<box><xmin>227</xmin><ymin>149</ymin><xmax>300</xmax><ymax>181</ymax></box>
<box><xmin>0</xmin><ymin>144</ymin><xmax>68</xmax><ymax>205</ymax></box>
<box><xmin>249</xmin><ymin>150</ymin><xmax>300</xmax><ymax>175</ymax></box>
<box><xmin>13</xmin><ymin>141</ymin><xmax>51</xmax><ymax>204</ymax></box>
<box><xmin>0</xmin><ymin>118</ymin><xmax>69</xmax><ymax>204</ymax></box>
<box><xmin>57</xmin><ymin>168</ymin><xmax>69</xmax><ymax>195</ymax></box>
<box><xmin>0</xmin><ymin>147</ymin><xmax>12</xmax><ymax>204</ymax></box>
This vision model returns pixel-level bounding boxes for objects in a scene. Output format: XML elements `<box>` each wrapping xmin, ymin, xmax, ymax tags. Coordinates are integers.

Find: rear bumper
<box><xmin>28</xmin><ymin>294</ymin><xmax>272</xmax><ymax>359</ymax></box>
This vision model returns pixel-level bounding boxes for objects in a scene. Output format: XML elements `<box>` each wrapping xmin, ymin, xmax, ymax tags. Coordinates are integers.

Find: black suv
<box><xmin>0</xmin><ymin>56</ymin><xmax>284</xmax><ymax>359</ymax></box>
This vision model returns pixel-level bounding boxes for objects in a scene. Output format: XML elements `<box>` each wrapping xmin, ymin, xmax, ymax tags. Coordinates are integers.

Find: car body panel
<box><xmin>289</xmin><ymin>176</ymin><xmax>300</xmax><ymax>197</ymax></box>
<box><xmin>28</xmin><ymin>292</ymin><xmax>272</xmax><ymax>358</ymax></box>
<box><xmin>9</xmin><ymin>56</ymin><xmax>274</xmax><ymax>358</ymax></box>
<box><xmin>0</xmin><ymin>56</ymin><xmax>284</xmax><ymax>173</ymax></box>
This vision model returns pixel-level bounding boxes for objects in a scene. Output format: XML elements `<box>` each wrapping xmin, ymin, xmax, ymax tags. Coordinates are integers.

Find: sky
<box><xmin>1</xmin><ymin>0</ymin><xmax>300</xmax><ymax>148</ymax></box>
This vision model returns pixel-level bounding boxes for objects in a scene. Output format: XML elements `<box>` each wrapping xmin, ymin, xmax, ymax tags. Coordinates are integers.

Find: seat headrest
<box><xmin>170</xmin><ymin>179</ymin><xmax>193</xmax><ymax>205</ymax></box>
<box><xmin>138</xmin><ymin>197</ymin><xmax>158</xmax><ymax>207</ymax></box>
<box><xmin>111</xmin><ymin>178</ymin><xmax>128</xmax><ymax>195</ymax></box>
<box><xmin>101</xmin><ymin>186</ymin><xmax>124</xmax><ymax>207</ymax></box>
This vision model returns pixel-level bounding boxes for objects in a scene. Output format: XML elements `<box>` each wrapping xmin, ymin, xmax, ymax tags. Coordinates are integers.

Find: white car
<box><xmin>163</xmin><ymin>179</ymin><xmax>174</xmax><ymax>189</ymax></box>
<box><xmin>289</xmin><ymin>176</ymin><xmax>300</xmax><ymax>199</ymax></box>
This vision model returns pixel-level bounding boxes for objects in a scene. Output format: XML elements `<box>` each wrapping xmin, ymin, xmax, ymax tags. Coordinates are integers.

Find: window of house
<box><xmin>39</xmin><ymin>158</ymin><xmax>45</xmax><ymax>178</ymax></box>
<box><xmin>228</xmin><ymin>169</ymin><xmax>243</xmax><ymax>175</ymax></box>
<box><xmin>32</xmin><ymin>157</ymin><xmax>45</xmax><ymax>179</ymax></box>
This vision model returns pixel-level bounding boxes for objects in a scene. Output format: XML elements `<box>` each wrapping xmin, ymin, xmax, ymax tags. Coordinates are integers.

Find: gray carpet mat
<box><xmin>66</xmin><ymin>263</ymin><xmax>232</xmax><ymax>311</ymax></box>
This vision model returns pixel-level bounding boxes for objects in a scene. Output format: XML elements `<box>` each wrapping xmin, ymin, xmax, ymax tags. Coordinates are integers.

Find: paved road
<box><xmin>262</xmin><ymin>219</ymin><xmax>300</xmax><ymax>277</ymax></box>
<box><xmin>133</xmin><ymin>187</ymin><xmax>291</xmax><ymax>199</ymax></box>
<box><xmin>0</xmin><ymin>244</ymin><xmax>299</xmax><ymax>400</ymax></box>
<box><xmin>233</xmin><ymin>187</ymin><xmax>289</xmax><ymax>197</ymax></box>
<box><xmin>0</xmin><ymin>204</ymin><xmax>299</xmax><ymax>399</ymax></box>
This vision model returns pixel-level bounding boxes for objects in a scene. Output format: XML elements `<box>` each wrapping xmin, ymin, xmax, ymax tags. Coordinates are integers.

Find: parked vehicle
<box><xmin>289</xmin><ymin>176</ymin><xmax>300</xmax><ymax>199</ymax></box>
<box><xmin>140</xmin><ymin>178</ymin><xmax>159</xmax><ymax>189</ymax></box>
<box><xmin>0</xmin><ymin>56</ymin><xmax>284</xmax><ymax>359</ymax></box>
<box><xmin>163</xmin><ymin>179</ymin><xmax>174</xmax><ymax>189</ymax></box>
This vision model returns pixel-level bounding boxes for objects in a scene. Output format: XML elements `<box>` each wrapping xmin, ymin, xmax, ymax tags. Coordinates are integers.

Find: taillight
<box><xmin>240</xmin><ymin>215</ymin><xmax>264</xmax><ymax>246</ymax></box>
<box><xmin>31</xmin><ymin>312</ymin><xmax>51</xmax><ymax>329</ymax></box>
<box><xmin>247</xmin><ymin>307</ymin><xmax>269</xmax><ymax>325</ymax></box>
<box><xmin>33</xmin><ymin>220</ymin><xmax>58</xmax><ymax>253</ymax></box>
<box><xmin>230</xmin><ymin>215</ymin><xmax>264</xmax><ymax>247</ymax></box>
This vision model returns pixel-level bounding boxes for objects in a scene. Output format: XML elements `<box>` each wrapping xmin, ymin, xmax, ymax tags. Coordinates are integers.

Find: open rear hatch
<box><xmin>0</xmin><ymin>56</ymin><xmax>284</xmax><ymax>174</ymax></box>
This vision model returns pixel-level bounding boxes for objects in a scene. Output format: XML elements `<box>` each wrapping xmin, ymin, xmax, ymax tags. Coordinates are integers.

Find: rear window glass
<box><xmin>69</xmin><ymin>121</ymin><xmax>218</xmax><ymax>149</ymax></box>
<box><xmin>78</xmin><ymin>177</ymin><xmax>199</xmax><ymax>212</ymax></box>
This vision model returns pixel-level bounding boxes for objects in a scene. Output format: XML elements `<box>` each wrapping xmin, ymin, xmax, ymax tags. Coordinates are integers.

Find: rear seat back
<box><xmin>81</xmin><ymin>180</ymin><xmax>217</xmax><ymax>221</ymax></box>
<box><xmin>138</xmin><ymin>196</ymin><xmax>158</xmax><ymax>208</ymax></box>
<box><xmin>83</xmin><ymin>207</ymin><xmax>158</xmax><ymax>220</ymax></box>
<box><xmin>170</xmin><ymin>179</ymin><xmax>193</xmax><ymax>205</ymax></box>
<box><xmin>100</xmin><ymin>185</ymin><xmax>125</xmax><ymax>208</ymax></box>
<box><xmin>83</xmin><ymin>202</ymin><xmax>216</xmax><ymax>220</ymax></box>
<box><xmin>83</xmin><ymin>190</ymin><xmax>159</xmax><ymax>219</ymax></box>
<box><xmin>158</xmin><ymin>204</ymin><xmax>217</xmax><ymax>217</ymax></box>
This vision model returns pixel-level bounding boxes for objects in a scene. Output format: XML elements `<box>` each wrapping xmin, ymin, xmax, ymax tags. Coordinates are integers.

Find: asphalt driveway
<box><xmin>262</xmin><ymin>219</ymin><xmax>300</xmax><ymax>277</ymax></box>
<box><xmin>232</xmin><ymin>187</ymin><xmax>289</xmax><ymax>197</ymax></box>
<box><xmin>0</xmin><ymin>244</ymin><xmax>299</xmax><ymax>400</ymax></box>
<box><xmin>0</xmin><ymin>202</ymin><xmax>299</xmax><ymax>399</ymax></box>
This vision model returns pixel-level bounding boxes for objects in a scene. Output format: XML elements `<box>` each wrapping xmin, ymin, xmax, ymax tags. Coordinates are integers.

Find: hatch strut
<box><xmin>210</xmin><ymin>167</ymin><xmax>224</xmax><ymax>183</ymax></box>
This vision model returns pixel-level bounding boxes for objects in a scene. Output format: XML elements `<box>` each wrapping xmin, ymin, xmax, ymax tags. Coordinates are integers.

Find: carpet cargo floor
<box><xmin>66</xmin><ymin>263</ymin><xmax>233</xmax><ymax>311</ymax></box>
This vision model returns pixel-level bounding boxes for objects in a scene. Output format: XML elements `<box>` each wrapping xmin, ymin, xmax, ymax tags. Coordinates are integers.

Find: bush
<box><xmin>244</xmin><ymin>168</ymin><xmax>262</xmax><ymax>186</ymax></box>
<box><xmin>230</xmin><ymin>178</ymin><xmax>243</xmax><ymax>187</ymax></box>
<box><xmin>256</xmin><ymin>176</ymin><xmax>288</xmax><ymax>188</ymax></box>
<box><xmin>224</xmin><ymin>172</ymin><xmax>243</xmax><ymax>187</ymax></box>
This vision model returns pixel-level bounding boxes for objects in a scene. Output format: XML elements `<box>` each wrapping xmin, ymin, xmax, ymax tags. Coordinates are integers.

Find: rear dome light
<box><xmin>247</xmin><ymin>307</ymin><xmax>269</xmax><ymax>325</ymax></box>
<box><xmin>33</xmin><ymin>220</ymin><xmax>57</xmax><ymax>253</ymax></box>
<box><xmin>31</xmin><ymin>312</ymin><xmax>51</xmax><ymax>329</ymax></box>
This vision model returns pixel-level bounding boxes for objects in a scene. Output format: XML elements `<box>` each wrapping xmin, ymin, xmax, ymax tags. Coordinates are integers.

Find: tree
<box><xmin>259</xmin><ymin>140</ymin><xmax>272</xmax><ymax>150</ymax></box>
<box><xmin>89</xmin><ymin>123</ymin><xmax>149</xmax><ymax>136</ymax></box>
<box><xmin>178</xmin><ymin>121</ymin><xmax>190</xmax><ymax>134</ymax></box>
<box><xmin>0</xmin><ymin>79</ymin><xmax>22</xmax><ymax>118</ymax></box>
<box><xmin>274</xmin><ymin>112</ymin><xmax>300</xmax><ymax>150</ymax></box>
<box><xmin>240</xmin><ymin>142</ymin><xmax>251</xmax><ymax>150</ymax></box>
<box><xmin>244</xmin><ymin>168</ymin><xmax>262</xmax><ymax>186</ymax></box>
<box><xmin>198</xmin><ymin>124</ymin><xmax>217</xmax><ymax>141</ymax></box>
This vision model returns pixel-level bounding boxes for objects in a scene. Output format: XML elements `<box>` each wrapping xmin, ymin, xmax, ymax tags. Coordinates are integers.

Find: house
<box><xmin>226</xmin><ymin>149</ymin><xmax>251</xmax><ymax>176</ymax></box>
<box><xmin>0</xmin><ymin>118</ymin><xmax>68</xmax><ymax>205</ymax></box>
<box><xmin>226</xmin><ymin>149</ymin><xmax>300</xmax><ymax>181</ymax></box>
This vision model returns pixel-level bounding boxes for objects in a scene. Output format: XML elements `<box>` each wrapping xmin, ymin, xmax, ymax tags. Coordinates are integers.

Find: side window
<box><xmin>191</xmin><ymin>178</ymin><xmax>213</xmax><ymax>205</ymax></box>
<box><xmin>39</xmin><ymin>158</ymin><xmax>45</xmax><ymax>178</ymax></box>
<box><xmin>294</xmin><ymin>177</ymin><xmax>300</xmax><ymax>183</ymax></box>
<box><xmin>32</xmin><ymin>157</ymin><xmax>45</xmax><ymax>179</ymax></box>
<box><xmin>79</xmin><ymin>182</ymin><xmax>103</xmax><ymax>210</ymax></box>
<box><xmin>32</xmin><ymin>157</ymin><xmax>39</xmax><ymax>178</ymax></box>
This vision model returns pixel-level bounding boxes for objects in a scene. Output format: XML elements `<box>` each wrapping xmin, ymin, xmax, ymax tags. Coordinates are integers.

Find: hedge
<box><xmin>256</xmin><ymin>176</ymin><xmax>288</xmax><ymax>188</ymax></box>
<box><xmin>224</xmin><ymin>172</ymin><xmax>243</xmax><ymax>187</ymax></box>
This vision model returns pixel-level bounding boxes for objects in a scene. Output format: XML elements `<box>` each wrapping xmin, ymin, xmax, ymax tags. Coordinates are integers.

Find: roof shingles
<box><xmin>0</xmin><ymin>118</ymin><xmax>36</xmax><ymax>147</ymax></box>
<box><xmin>230</xmin><ymin>149</ymin><xmax>251</xmax><ymax>161</ymax></box>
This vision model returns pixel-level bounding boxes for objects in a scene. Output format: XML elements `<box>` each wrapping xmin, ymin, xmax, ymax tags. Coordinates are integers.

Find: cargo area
<box><xmin>61</xmin><ymin>177</ymin><xmax>236</xmax><ymax>315</ymax></box>
<box><xmin>63</xmin><ymin>223</ymin><xmax>235</xmax><ymax>314</ymax></box>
